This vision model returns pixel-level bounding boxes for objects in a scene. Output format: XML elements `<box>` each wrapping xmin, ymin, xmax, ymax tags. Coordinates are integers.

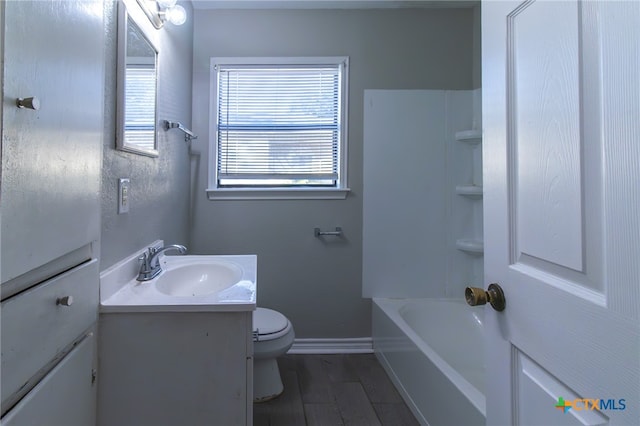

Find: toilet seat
<box><xmin>253</xmin><ymin>308</ymin><xmax>291</xmax><ymax>341</ymax></box>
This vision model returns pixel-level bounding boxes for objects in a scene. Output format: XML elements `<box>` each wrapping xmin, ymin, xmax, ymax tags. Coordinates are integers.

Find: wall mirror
<box><xmin>116</xmin><ymin>1</ymin><xmax>159</xmax><ymax>157</ymax></box>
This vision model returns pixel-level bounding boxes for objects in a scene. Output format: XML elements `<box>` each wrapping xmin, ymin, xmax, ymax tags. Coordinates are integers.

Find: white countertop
<box><xmin>100</xmin><ymin>243</ymin><xmax>256</xmax><ymax>313</ymax></box>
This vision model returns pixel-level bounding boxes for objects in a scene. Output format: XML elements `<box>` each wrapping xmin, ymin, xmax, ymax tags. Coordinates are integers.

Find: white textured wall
<box><xmin>190</xmin><ymin>8</ymin><xmax>475</xmax><ymax>338</ymax></box>
<box><xmin>101</xmin><ymin>1</ymin><xmax>194</xmax><ymax>270</ymax></box>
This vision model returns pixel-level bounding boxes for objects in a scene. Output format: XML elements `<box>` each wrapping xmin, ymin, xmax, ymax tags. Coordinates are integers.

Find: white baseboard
<box><xmin>288</xmin><ymin>337</ymin><xmax>373</xmax><ymax>354</ymax></box>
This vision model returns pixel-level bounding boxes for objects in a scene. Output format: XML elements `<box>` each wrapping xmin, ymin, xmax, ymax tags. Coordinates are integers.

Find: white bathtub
<box><xmin>373</xmin><ymin>298</ymin><xmax>486</xmax><ymax>426</ymax></box>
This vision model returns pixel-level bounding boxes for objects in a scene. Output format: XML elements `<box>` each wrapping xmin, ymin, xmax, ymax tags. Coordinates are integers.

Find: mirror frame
<box><xmin>116</xmin><ymin>0</ymin><xmax>160</xmax><ymax>157</ymax></box>
<box><xmin>135</xmin><ymin>0</ymin><xmax>164</xmax><ymax>29</ymax></box>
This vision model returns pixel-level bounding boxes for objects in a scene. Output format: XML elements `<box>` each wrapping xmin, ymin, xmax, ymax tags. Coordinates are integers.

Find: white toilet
<box><xmin>252</xmin><ymin>307</ymin><xmax>295</xmax><ymax>402</ymax></box>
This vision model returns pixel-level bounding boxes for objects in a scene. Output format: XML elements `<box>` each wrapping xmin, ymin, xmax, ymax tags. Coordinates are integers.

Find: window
<box><xmin>124</xmin><ymin>64</ymin><xmax>156</xmax><ymax>150</ymax></box>
<box><xmin>208</xmin><ymin>57</ymin><xmax>349</xmax><ymax>200</ymax></box>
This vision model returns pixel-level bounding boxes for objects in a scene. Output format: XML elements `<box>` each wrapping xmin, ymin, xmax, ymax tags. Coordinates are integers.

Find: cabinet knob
<box><xmin>56</xmin><ymin>295</ymin><xmax>74</xmax><ymax>306</ymax></box>
<box><xmin>16</xmin><ymin>96</ymin><xmax>40</xmax><ymax>110</ymax></box>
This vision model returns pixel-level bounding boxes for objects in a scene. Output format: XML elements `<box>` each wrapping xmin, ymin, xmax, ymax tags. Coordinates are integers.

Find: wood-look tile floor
<box><xmin>253</xmin><ymin>354</ymin><xmax>419</xmax><ymax>426</ymax></box>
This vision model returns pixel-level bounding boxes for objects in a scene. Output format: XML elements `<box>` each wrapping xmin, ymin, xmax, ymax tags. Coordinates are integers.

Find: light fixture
<box><xmin>162</xmin><ymin>4</ymin><xmax>186</xmax><ymax>26</ymax></box>
<box><xmin>136</xmin><ymin>0</ymin><xmax>187</xmax><ymax>29</ymax></box>
<box><xmin>156</xmin><ymin>0</ymin><xmax>177</xmax><ymax>7</ymax></box>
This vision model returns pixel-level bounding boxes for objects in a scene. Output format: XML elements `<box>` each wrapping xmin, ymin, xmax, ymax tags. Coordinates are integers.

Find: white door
<box><xmin>483</xmin><ymin>1</ymin><xmax>639</xmax><ymax>425</ymax></box>
<box><xmin>1</xmin><ymin>0</ymin><xmax>103</xmax><ymax>286</ymax></box>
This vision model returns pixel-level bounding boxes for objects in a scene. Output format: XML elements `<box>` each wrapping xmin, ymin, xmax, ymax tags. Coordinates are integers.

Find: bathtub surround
<box><xmin>190</xmin><ymin>7</ymin><xmax>476</xmax><ymax>340</ymax></box>
<box><xmin>363</xmin><ymin>89</ymin><xmax>484</xmax><ymax>423</ymax></box>
<box><xmin>101</xmin><ymin>0</ymin><xmax>194</xmax><ymax>271</ymax></box>
<box><xmin>363</xmin><ymin>89</ymin><xmax>483</xmax><ymax>299</ymax></box>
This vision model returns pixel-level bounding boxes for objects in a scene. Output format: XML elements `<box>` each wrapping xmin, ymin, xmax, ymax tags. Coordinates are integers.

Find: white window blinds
<box><xmin>215</xmin><ymin>64</ymin><xmax>343</xmax><ymax>187</ymax></box>
<box><xmin>124</xmin><ymin>65</ymin><xmax>156</xmax><ymax>150</ymax></box>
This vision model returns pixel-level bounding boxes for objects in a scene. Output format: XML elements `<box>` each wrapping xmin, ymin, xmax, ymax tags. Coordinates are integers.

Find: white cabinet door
<box><xmin>98</xmin><ymin>312</ymin><xmax>252</xmax><ymax>426</ymax></box>
<box><xmin>1</xmin><ymin>260</ymin><xmax>98</xmax><ymax>409</ymax></box>
<box><xmin>483</xmin><ymin>1</ymin><xmax>639</xmax><ymax>424</ymax></box>
<box><xmin>1</xmin><ymin>333</ymin><xmax>97</xmax><ymax>426</ymax></box>
<box><xmin>1</xmin><ymin>0</ymin><xmax>103</xmax><ymax>284</ymax></box>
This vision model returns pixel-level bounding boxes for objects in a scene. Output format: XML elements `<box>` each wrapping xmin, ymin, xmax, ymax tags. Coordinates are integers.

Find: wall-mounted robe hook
<box><xmin>314</xmin><ymin>227</ymin><xmax>343</xmax><ymax>237</ymax></box>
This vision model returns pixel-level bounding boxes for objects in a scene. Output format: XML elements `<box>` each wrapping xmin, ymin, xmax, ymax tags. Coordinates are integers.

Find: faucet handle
<box><xmin>138</xmin><ymin>249</ymin><xmax>154</xmax><ymax>271</ymax></box>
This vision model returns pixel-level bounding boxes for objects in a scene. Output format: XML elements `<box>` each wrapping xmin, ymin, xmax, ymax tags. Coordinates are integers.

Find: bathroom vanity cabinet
<box><xmin>98</xmin><ymin>311</ymin><xmax>253</xmax><ymax>426</ymax></box>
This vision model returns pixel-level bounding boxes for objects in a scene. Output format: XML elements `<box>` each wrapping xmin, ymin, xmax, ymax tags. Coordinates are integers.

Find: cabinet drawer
<box><xmin>1</xmin><ymin>333</ymin><xmax>97</xmax><ymax>426</ymax></box>
<box><xmin>1</xmin><ymin>259</ymin><xmax>98</xmax><ymax>407</ymax></box>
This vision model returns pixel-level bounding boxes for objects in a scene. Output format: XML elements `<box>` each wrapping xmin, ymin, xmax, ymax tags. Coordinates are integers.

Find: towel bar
<box><xmin>163</xmin><ymin>120</ymin><xmax>197</xmax><ymax>142</ymax></box>
<box><xmin>314</xmin><ymin>227</ymin><xmax>343</xmax><ymax>237</ymax></box>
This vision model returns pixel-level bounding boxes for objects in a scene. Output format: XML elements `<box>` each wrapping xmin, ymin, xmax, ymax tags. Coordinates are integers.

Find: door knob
<box><xmin>16</xmin><ymin>96</ymin><xmax>40</xmax><ymax>110</ymax></box>
<box><xmin>465</xmin><ymin>283</ymin><xmax>505</xmax><ymax>311</ymax></box>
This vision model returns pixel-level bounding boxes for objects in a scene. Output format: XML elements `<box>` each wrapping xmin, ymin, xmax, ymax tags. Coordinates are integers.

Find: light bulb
<box><xmin>165</xmin><ymin>4</ymin><xmax>186</xmax><ymax>26</ymax></box>
<box><xmin>156</xmin><ymin>0</ymin><xmax>177</xmax><ymax>8</ymax></box>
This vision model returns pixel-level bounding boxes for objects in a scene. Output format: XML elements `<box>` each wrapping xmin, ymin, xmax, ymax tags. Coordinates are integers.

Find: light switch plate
<box><xmin>118</xmin><ymin>178</ymin><xmax>130</xmax><ymax>214</ymax></box>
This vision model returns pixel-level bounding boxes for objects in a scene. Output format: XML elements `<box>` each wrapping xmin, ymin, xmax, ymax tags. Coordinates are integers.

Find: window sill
<box><xmin>206</xmin><ymin>187</ymin><xmax>350</xmax><ymax>201</ymax></box>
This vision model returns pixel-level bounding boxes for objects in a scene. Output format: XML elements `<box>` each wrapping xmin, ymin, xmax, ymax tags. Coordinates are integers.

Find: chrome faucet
<box><xmin>137</xmin><ymin>244</ymin><xmax>187</xmax><ymax>281</ymax></box>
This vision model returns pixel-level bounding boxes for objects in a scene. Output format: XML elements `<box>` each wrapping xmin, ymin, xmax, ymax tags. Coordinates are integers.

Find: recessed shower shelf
<box><xmin>455</xmin><ymin>185</ymin><xmax>483</xmax><ymax>198</ymax></box>
<box><xmin>454</xmin><ymin>130</ymin><xmax>482</xmax><ymax>145</ymax></box>
<box><xmin>455</xmin><ymin>239</ymin><xmax>484</xmax><ymax>254</ymax></box>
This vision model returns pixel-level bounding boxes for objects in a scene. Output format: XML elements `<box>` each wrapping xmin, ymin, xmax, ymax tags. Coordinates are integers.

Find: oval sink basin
<box><xmin>155</xmin><ymin>261</ymin><xmax>242</xmax><ymax>297</ymax></box>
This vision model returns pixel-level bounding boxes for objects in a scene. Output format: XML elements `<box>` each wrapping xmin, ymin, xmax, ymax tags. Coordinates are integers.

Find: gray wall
<box><xmin>473</xmin><ymin>4</ymin><xmax>482</xmax><ymax>89</ymax></box>
<box><xmin>101</xmin><ymin>1</ymin><xmax>194</xmax><ymax>270</ymax></box>
<box><xmin>190</xmin><ymin>8</ymin><xmax>474</xmax><ymax>338</ymax></box>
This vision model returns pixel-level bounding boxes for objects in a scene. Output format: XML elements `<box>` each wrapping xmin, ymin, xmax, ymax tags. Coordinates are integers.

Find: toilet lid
<box><xmin>253</xmin><ymin>308</ymin><xmax>289</xmax><ymax>336</ymax></box>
